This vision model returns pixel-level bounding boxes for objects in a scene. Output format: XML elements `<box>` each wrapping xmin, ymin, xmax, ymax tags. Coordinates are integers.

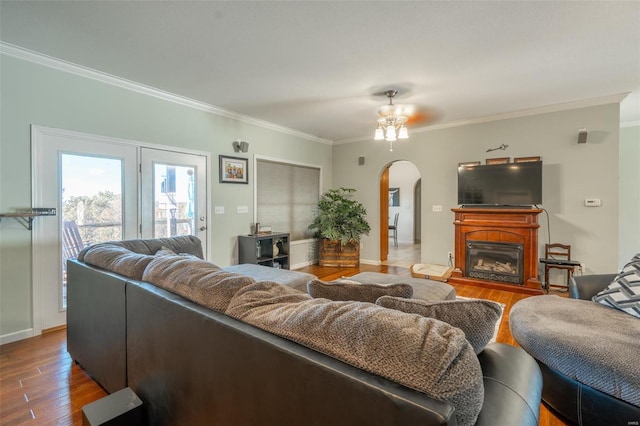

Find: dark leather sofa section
<box><xmin>126</xmin><ymin>281</ymin><xmax>456</xmax><ymax>425</ymax></box>
<box><xmin>126</xmin><ymin>280</ymin><xmax>542</xmax><ymax>426</ymax></box>
<box><xmin>67</xmin><ymin>260</ymin><xmax>127</xmax><ymax>393</ymax></box>
<box><xmin>540</xmin><ymin>362</ymin><xmax>640</xmax><ymax>426</ymax></box>
<box><xmin>568</xmin><ymin>273</ymin><xmax>616</xmax><ymax>300</ymax></box>
<box><xmin>68</xmin><ymin>256</ymin><xmax>542</xmax><ymax>425</ymax></box>
<box><xmin>475</xmin><ymin>344</ymin><xmax>542</xmax><ymax>426</ymax></box>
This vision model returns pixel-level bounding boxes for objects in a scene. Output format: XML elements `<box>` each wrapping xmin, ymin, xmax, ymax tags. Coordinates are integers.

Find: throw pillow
<box><xmin>226</xmin><ymin>281</ymin><xmax>483</xmax><ymax>426</ymax></box>
<box><xmin>376</xmin><ymin>296</ymin><xmax>502</xmax><ymax>353</ymax></box>
<box><xmin>593</xmin><ymin>259</ymin><xmax>640</xmax><ymax>319</ymax></box>
<box><xmin>307</xmin><ymin>279</ymin><xmax>413</xmax><ymax>303</ymax></box>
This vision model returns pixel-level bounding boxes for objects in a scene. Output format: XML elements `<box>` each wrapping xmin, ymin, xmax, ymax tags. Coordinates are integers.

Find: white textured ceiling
<box><xmin>1</xmin><ymin>1</ymin><xmax>639</xmax><ymax>142</ymax></box>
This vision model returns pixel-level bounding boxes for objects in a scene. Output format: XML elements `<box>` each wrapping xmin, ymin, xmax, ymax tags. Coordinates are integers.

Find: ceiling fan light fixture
<box><xmin>375</xmin><ymin>89</ymin><xmax>410</xmax><ymax>149</ymax></box>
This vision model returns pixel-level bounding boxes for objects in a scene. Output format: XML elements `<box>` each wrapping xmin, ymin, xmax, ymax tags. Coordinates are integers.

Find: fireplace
<box><xmin>466</xmin><ymin>241</ymin><xmax>523</xmax><ymax>284</ymax></box>
<box><xmin>450</xmin><ymin>208</ymin><xmax>543</xmax><ymax>294</ymax></box>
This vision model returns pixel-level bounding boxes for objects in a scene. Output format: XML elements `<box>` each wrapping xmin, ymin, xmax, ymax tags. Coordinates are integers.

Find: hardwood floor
<box><xmin>1</xmin><ymin>264</ymin><xmax>568</xmax><ymax>425</ymax></box>
<box><xmin>0</xmin><ymin>328</ymin><xmax>107</xmax><ymax>425</ymax></box>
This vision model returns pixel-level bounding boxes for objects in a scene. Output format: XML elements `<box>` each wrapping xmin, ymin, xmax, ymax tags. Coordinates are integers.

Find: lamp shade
<box><xmin>385</xmin><ymin>125</ymin><xmax>397</xmax><ymax>141</ymax></box>
<box><xmin>374</xmin><ymin>126</ymin><xmax>384</xmax><ymax>140</ymax></box>
<box><xmin>398</xmin><ymin>125</ymin><xmax>408</xmax><ymax>139</ymax></box>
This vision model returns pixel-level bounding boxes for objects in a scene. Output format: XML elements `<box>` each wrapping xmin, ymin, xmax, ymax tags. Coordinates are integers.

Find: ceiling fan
<box><xmin>373</xmin><ymin>89</ymin><xmax>434</xmax><ymax>151</ymax></box>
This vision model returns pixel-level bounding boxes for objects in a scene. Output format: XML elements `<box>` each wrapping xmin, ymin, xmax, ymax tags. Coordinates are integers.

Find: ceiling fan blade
<box><xmin>405</xmin><ymin>109</ymin><xmax>437</xmax><ymax>126</ymax></box>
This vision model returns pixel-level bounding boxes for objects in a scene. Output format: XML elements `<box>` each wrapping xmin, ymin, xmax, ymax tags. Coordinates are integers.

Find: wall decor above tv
<box><xmin>457</xmin><ymin>161</ymin><xmax>542</xmax><ymax>206</ymax></box>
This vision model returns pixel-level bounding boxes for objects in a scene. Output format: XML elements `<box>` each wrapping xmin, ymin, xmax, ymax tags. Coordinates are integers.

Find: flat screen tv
<box><xmin>457</xmin><ymin>161</ymin><xmax>542</xmax><ymax>206</ymax></box>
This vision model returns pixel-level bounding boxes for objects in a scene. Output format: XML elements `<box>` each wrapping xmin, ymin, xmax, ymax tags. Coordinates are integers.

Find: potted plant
<box><xmin>309</xmin><ymin>187</ymin><xmax>371</xmax><ymax>267</ymax></box>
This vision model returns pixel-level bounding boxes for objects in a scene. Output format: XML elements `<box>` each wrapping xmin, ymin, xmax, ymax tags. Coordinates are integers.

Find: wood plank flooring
<box><xmin>1</xmin><ymin>263</ymin><xmax>568</xmax><ymax>425</ymax></box>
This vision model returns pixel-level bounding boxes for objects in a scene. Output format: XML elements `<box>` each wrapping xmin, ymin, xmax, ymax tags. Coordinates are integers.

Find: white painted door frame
<box><xmin>31</xmin><ymin>125</ymin><xmax>210</xmax><ymax>336</ymax></box>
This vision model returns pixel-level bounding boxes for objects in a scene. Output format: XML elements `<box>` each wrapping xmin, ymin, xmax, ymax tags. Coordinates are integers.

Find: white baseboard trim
<box><xmin>0</xmin><ymin>328</ymin><xmax>36</xmax><ymax>345</ymax></box>
<box><xmin>291</xmin><ymin>260</ymin><xmax>316</xmax><ymax>270</ymax></box>
<box><xmin>360</xmin><ymin>258</ymin><xmax>382</xmax><ymax>266</ymax></box>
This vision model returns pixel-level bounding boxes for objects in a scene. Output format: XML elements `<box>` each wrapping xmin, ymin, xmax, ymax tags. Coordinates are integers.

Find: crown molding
<box><xmin>0</xmin><ymin>42</ymin><xmax>333</xmax><ymax>145</ymax></box>
<box><xmin>335</xmin><ymin>92</ymin><xmax>631</xmax><ymax>144</ymax></box>
<box><xmin>621</xmin><ymin>120</ymin><xmax>640</xmax><ymax>128</ymax></box>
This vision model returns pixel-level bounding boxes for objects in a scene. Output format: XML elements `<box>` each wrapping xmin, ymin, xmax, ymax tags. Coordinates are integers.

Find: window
<box><xmin>256</xmin><ymin>158</ymin><xmax>321</xmax><ymax>241</ymax></box>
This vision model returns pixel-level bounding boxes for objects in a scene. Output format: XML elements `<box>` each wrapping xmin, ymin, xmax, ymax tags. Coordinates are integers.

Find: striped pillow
<box><xmin>593</xmin><ymin>256</ymin><xmax>640</xmax><ymax>319</ymax></box>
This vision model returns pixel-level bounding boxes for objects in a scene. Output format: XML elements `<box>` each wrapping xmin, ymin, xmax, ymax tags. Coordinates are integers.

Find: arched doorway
<box><xmin>379</xmin><ymin>161</ymin><xmax>422</xmax><ymax>267</ymax></box>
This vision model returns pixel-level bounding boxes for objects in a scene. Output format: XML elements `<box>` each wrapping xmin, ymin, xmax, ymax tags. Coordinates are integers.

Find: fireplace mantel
<box><xmin>449</xmin><ymin>207</ymin><xmax>543</xmax><ymax>294</ymax></box>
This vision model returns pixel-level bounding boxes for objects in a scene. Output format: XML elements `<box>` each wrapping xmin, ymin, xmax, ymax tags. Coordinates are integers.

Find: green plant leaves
<box><xmin>308</xmin><ymin>188</ymin><xmax>371</xmax><ymax>245</ymax></box>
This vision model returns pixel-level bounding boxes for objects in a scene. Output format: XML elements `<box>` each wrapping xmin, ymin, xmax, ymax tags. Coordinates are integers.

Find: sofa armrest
<box><xmin>475</xmin><ymin>343</ymin><xmax>542</xmax><ymax>426</ymax></box>
<box><xmin>568</xmin><ymin>274</ymin><xmax>616</xmax><ymax>300</ymax></box>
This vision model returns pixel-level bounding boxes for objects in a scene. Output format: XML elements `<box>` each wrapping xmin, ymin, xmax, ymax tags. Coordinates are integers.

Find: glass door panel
<box><xmin>61</xmin><ymin>154</ymin><xmax>124</xmax><ymax>309</ymax></box>
<box><xmin>153</xmin><ymin>164</ymin><xmax>196</xmax><ymax>238</ymax></box>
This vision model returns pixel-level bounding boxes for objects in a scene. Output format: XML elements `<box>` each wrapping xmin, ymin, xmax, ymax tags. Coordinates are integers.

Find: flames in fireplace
<box><xmin>466</xmin><ymin>241</ymin><xmax>523</xmax><ymax>285</ymax></box>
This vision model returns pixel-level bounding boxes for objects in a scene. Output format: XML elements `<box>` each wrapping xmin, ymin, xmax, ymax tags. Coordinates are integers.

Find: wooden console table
<box><xmin>449</xmin><ymin>208</ymin><xmax>543</xmax><ymax>295</ymax></box>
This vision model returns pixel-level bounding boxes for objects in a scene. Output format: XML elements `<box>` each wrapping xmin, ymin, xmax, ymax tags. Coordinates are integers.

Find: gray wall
<box><xmin>619</xmin><ymin>124</ymin><xmax>640</xmax><ymax>267</ymax></box>
<box><xmin>333</xmin><ymin>104</ymin><xmax>622</xmax><ymax>277</ymax></box>
<box><xmin>0</xmin><ymin>54</ymin><xmax>332</xmax><ymax>338</ymax></box>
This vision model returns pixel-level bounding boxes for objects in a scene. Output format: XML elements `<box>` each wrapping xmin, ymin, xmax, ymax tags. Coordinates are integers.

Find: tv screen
<box><xmin>457</xmin><ymin>161</ymin><xmax>542</xmax><ymax>206</ymax></box>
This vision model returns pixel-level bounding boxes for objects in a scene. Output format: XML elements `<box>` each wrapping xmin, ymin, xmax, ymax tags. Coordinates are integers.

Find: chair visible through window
<box><xmin>63</xmin><ymin>220</ymin><xmax>85</xmax><ymax>262</ymax></box>
<box><xmin>389</xmin><ymin>213</ymin><xmax>399</xmax><ymax>248</ymax></box>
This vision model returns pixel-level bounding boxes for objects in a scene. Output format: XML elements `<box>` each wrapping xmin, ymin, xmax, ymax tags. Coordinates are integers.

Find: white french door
<box><xmin>32</xmin><ymin>127</ymin><xmax>139</xmax><ymax>332</ymax></box>
<box><xmin>140</xmin><ymin>148</ymin><xmax>208</xmax><ymax>244</ymax></box>
<box><xmin>32</xmin><ymin>126</ymin><xmax>208</xmax><ymax>334</ymax></box>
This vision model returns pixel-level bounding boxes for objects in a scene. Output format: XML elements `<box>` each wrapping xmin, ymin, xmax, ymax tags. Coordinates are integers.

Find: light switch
<box><xmin>237</xmin><ymin>205</ymin><xmax>249</xmax><ymax>214</ymax></box>
<box><xmin>214</xmin><ymin>206</ymin><xmax>225</xmax><ymax>214</ymax></box>
<box><xmin>584</xmin><ymin>199</ymin><xmax>602</xmax><ymax>207</ymax></box>
<box><xmin>432</xmin><ymin>205</ymin><xmax>443</xmax><ymax>212</ymax></box>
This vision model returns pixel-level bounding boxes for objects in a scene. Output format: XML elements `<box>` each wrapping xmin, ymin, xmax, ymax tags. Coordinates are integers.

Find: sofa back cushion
<box><xmin>307</xmin><ymin>278</ymin><xmax>413</xmax><ymax>303</ymax></box>
<box><xmin>142</xmin><ymin>254</ymin><xmax>255</xmax><ymax>312</ymax></box>
<box><xmin>82</xmin><ymin>244</ymin><xmax>155</xmax><ymax>280</ymax></box>
<box><xmin>226</xmin><ymin>281</ymin><xmax>483</xmax><ymax>426</ymax></box>
<box><xmin>78</xmin><ymin>235</ymin><xmax>204</xmax><ymax>261</ymax></box>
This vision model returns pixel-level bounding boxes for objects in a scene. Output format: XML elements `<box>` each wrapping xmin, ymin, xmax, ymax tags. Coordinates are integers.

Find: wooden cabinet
<box><xmin>238</xmin><ymin>233</ymin><xmax>290</xmax><ymax>270</ymax></box>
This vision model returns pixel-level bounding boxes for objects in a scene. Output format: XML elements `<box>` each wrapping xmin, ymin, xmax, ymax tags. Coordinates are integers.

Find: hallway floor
<box><xmin>384</xmin><ymin>241</ymin><xmax>422</xmax><ymax>268</ymax></box>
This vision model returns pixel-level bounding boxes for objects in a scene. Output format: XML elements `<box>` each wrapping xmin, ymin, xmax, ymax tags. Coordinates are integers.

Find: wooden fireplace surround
<box><xmin>449</xmin><ymin>208</ymin><xmax>543</xmax><ymax>295</ymax></box>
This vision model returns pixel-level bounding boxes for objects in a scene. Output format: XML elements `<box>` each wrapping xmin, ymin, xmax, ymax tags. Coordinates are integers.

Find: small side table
<box><xmin>82</xmin><ymin>387</ymin><xmax>143</xmax><ymax>426</ymax></box>
<box><xmin>539</xmin><ymin>258</ymin><xmax>581</xmax><ymax>291</ymax></box>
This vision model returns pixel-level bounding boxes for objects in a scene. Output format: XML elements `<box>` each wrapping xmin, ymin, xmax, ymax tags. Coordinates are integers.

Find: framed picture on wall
<box><xmin>219</xmin><ymin>155</ymin><xmax>248</xmax><ymax>184</ymax></box>
<box><xmin>486</xmin><ymin>157</ymin><xmax>510</xmax><ymax>165</ymax></box>
<box><xmin>458</xmin><ymin>161</ymin><xmax>481</xmax><ymax>167</ymax></box>
<box><xmin>514</xmin><ymin>156</ymin><xmax>541</xmax><ymax>163</ymax></box>
<box><xmin>389</xmin><ymin>188</ymin><xmax>400</xmax><ymax>206</ymax></box>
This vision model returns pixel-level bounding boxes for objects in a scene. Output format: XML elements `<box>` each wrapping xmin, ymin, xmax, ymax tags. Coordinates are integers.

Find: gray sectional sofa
<box><xmin>511</xmin><ymin>273</ymin><xmax>640</xmax><ymax>426</ymax></box>
<box><xmin>67</xmin><ymin>236</ymin><xmax>542</xmax><ymax>426</ymax></box>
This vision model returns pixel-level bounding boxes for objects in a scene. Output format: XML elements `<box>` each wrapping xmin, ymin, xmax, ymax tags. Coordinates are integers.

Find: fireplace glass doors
<box><xmin>466</xmin><ymin>241</ymin><xmax>523</xmax><ymax>284</ymax></box>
